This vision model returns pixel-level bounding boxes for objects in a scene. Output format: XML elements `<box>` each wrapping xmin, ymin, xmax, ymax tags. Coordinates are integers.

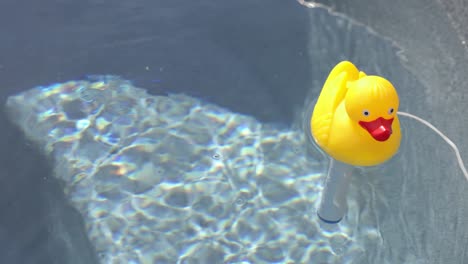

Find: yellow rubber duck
<box><xmin>310</xmin><ymin>61</ymin><xmax>401</xmax><ymax>166</ymax></box>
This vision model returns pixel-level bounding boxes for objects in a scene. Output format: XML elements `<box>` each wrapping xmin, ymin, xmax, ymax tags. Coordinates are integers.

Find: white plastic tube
<box><xmin>398</xmin><ymin>111</ymin><xmax>468</xmax><ymax>181</ymax></box>
<box><xmin>317</xmin><ymin>159</ymin><xmax>353</xmax><ymax>224</ymax></box>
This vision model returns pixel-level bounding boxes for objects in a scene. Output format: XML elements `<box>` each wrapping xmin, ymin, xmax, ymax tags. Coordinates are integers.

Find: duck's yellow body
<box><xmin>311</xmin><ymin>61</ymin><xmax>401</xmax><ymax>166</ymax></box>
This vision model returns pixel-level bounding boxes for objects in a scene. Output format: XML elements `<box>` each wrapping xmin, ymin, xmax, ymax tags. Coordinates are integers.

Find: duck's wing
<box><xmin>320</xmin><ymin>61</ymin><xmax>359</xmax><ymax>111</ymax></box>
<box><xmin>311</xmin><ymin>61</ymin><xmax>359</xmax><ymax>147</ymax></box>
<box><xmin>325</xmin><ymin>61</ymin><xmax>359</xmax><ymax>85</ymax></box>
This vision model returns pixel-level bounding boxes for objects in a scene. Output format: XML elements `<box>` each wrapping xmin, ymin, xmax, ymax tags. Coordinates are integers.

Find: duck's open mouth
<box><xmin>359</xmin><ymin>117</ymin><xmax>394</xmax><ymax>142</ymax></box>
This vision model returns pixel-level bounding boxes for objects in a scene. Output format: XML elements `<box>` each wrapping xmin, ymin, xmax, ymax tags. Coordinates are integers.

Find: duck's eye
<box><xmin>362</xmin><ymin>110</ymin><xmax>370</xmax><ymax>116</ymax></box>
<box><xmin>388</xmin><ymin>108</ymin><xmax>394</xmax><ymax>114</ymax></box>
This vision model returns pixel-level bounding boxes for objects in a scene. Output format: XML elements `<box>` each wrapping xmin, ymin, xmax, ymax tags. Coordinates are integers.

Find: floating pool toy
<box><xmin>311</xmin><ymin>61</ymin><xmax>401</xmax><ymax>223</ymax></box>
<box><xmin>311</xmin><ymin>61</ymin><xmax>401</xmax><ymax>167</ymax></box>
<box><xmin>311</xmin><ymin>61</ymin><xmax>467</xmax><ymax>224</ymax></box>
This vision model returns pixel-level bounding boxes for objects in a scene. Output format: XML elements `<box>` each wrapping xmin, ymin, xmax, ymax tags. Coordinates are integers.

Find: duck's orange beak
<box><xmin>359</xmin><ymin>117</ymin><xmax>393</xmax><ymax>142</ymax></box>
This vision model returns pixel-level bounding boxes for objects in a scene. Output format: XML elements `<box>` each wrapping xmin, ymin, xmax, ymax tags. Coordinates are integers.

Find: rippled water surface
<box><xmin>2</xmin><ymin>1</ymin><xmax>468</xmax><ymax>264</ymax></box>
<box><xmin>8</xmin><ymin>77</ymin><xmax>380</xmax><ymax>263</ymax></box>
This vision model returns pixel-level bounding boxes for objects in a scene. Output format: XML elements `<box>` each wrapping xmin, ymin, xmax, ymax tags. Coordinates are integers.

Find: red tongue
<box><xmin>359</xmin><ymin>117</ymin><xmax>394</xmax><ymax>142</ymax></box>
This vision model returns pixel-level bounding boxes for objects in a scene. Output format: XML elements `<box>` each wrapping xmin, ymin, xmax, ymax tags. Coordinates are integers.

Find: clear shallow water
<box><xmin>2</xmin><ymin>1</ymin><xmax>468</xmax><ymax>264</ymax></box>
<box><xmin>7</xmin><ymin>76</ymin><xmax>376</xmax><ymax>263</ymax></box>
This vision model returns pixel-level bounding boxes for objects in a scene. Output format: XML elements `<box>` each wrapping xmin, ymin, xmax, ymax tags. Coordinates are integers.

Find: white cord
<box><xmin>398</xmin><ymin>111</ymin><xmax>468</xmax><ymax>181</ymax></box>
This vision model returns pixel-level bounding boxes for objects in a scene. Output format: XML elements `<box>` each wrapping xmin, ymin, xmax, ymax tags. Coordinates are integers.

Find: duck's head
<box><xmin>345</xmin><ymin>75</ymin><xmax>399</xmax><ymax>142</ymax></box>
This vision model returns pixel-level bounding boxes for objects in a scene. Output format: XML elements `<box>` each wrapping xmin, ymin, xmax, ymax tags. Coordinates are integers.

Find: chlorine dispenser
<box><xmin>310</xmin><ymin>61</ymin><xmax>467</xmax><ymax>224</ymax></box>
<box><xmin>310</xmin><ymin>61</ymin><xmax>401</xmax><ymax>223</ymax></box>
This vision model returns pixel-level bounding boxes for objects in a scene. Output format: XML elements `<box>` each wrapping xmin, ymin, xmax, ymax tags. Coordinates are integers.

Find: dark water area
<box><xmin>0</xmin><ymin>0</ymin><xmax>311</xmax><ymax>263</ymax></box>
<box><xmin>0</xmin><ymin>111</ymin><xmax>98</xmax><ymax>263</ymax></box>
<box><xmin>0</xmin><ymin>0</ymin><xmax>311</xmax><ymax>123</ymax></box>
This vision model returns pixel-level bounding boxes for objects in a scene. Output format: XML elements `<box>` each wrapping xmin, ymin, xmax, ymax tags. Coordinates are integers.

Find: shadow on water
<box><xmin>0</xmin><ymin>111</ymin><xmax>99</xmax><ymax>264</ymax></box>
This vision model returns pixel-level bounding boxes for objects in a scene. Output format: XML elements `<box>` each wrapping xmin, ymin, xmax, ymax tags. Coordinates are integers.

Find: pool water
<box><xmin>3</xmin><ymin>1</ymin><xmax>468</xmax><ymax>264</ymax></box>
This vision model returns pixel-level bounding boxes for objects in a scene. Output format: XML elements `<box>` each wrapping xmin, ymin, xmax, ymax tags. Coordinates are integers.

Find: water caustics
<box><xmin>6</xmin><ymin>76</ymin><xmax>384</xmax><ymax>263</ymax></box>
